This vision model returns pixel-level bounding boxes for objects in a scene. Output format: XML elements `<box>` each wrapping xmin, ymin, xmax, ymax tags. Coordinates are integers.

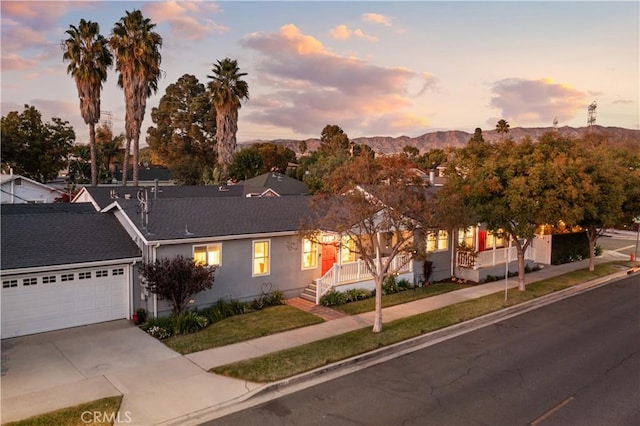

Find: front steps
<box><xmin>300</xmin><ymin>282</ymin><xmax>317</xmax><ymax>303</ymax></box>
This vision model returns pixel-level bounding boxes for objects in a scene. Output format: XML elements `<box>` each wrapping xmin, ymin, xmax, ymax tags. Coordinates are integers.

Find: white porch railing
<box><xmin>458</xmin><ymin>246</ymin><xmax>535</xmax><ymax>270</ymax></box>
<box><xmin>314</xmin><ymin>254</ymin><xmax>413</xmax><ymax>304</ymax></box>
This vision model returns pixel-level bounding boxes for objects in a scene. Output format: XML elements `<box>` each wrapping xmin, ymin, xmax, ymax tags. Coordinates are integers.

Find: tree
<box><xmin>301</xmin><ymin>154</ymin><xmax>438</xmax><ymax>333</ymax></box>
<box><xmin>495</xmin><ymin>119</ymin><xmax>510</xmax><ymax>141</ymax></box>
<box><xmin>445</xmin><ymin>134</ymin><xmax>585</xmax><ymax>291</ymax></box>
<box><xmin>418</xmin><ymin>148</ymin><xmax>447</xmax><ymax>171</ymax></box>
<box><xmin>110</xmin><ymin>9</ymin><xmax>163</xmax><ymax>186</ymax></box>
<box><xmin>147</xmin><ymin>74</ymin><xmax>216</xmax><ymax>184</ymax></box>
<box><xmin>67</xmin><ymin>144</ymin><xmax>92</xmax><ymax>184</ymax></box>
<box><xmin>1</xmin><ymin>105</ymin><xmax>75</xmax><ymax>182</ymax></box>
<box><xmin>62</xmin><ymin>19</ymin><xmax>112</xmax><ymax>187</ymax></box>
<box><xmin>139</xmin><ymin>255</ymin><xmax>216</xmax><ymax>315</ymax></box>
<box><xmin>96</xmin><ymin>122</ymin><xmax>124</xmax><ymax>182</ymax></box>
<box><xmin>304</xmin><ymin>125</ymin><xmax>352</xmax><ymax>193</ymax></box>
<box><xmin>207</xmin><ymin>58</ymin><xmax>249</xmax><ymax>177</ymax></box>
<box><xmin>229</xmin><ymin>146</ymin><xmax>263</xmax><ymax>181</ymax></box>
<box><xmin>469</xmin><ymin>127</ymin><xmax>485</xmax><ymax>144</ymax></box>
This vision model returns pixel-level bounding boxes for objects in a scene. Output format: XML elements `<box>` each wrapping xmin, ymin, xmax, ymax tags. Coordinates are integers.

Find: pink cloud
<box><xmin>330</xmin><ymin>24</ymin><xmax>377</xmax><ymax>42</ymax></box>
<box><xmin>362</xmin><ymin>13</ymin><xmax>393</xmax><ymax>27</ymax></box>
<box><xmin>144</xmin><ymin>1</ymin><xmax>228</xmax><ymax>40</ymax></box>
<box><xmin>490</xmin><ymin>78</ymin><xmax>587</xmax><ymax>125</ymax></box>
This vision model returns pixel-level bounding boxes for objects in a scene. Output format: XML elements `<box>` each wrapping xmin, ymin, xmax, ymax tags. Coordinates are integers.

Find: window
<box><xmin>485</xmin><ymin>230</ymin><xmax>506</xmax><ymax>250</ymax></box>
<box><xmin>42</xmin><ymin>275</ymin><xmax>56</xmax><ymax>284</ymax></box>
<box><xmin>341</xmin><ymin>236</ymin><xmax>356</xmax><ymax>263</ymax></box>
<box><xmin>61</xmin><ymin>273</ymin><xmax>74</xmax><ymax>282</ymax></box>
<box><xmin>96</xmin><ymin>270</ymin><xmax>108</xmax><ymax>278</ymax></box>
<box><xmin>112</xmin><ymin>268</ymin><xmax>124</xmax><ymax>276</ymax></box>
<box><xmin>79</xmin><ymin>272</ymin><xmax>92</xmax><ymax>280</ymax></box>
<box><xmin>458</xmin><ymin>227</ymin><xmax>475</xmax><ymax>249</ymax></box>
<box><xmin>23</xmin><ymin>277</ymin><xmax>37</xmax><ymax>286</ymax></box>
<box><xmin>253</xmin><ymin>240</ymin><xmax>270</xmax><ymax>276</ymax></box>
<box><xmin>3</xmin><ymin>279</ymin><xmax>17</xmax><ymax>288</ymax></box>
<box><xmin>302</xmin><ymin>238</ymin><xmax>318</xmax><ymax>269</ymax></box>
<box><xmin>194</xmin><ymin>244</ymin><xmax>222</xmax><ymax>266</ymax></box>
<box><xmin>426</xmin><ymin>230</ymin><xmax>448</xmax><ymax>252</ymax></box>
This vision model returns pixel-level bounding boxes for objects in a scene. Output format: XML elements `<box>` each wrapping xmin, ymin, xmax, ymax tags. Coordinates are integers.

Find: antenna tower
<box><xmin>587</xmin><ymin>101</ymin><xmax>597</xmax><ymax>128</ymax></box>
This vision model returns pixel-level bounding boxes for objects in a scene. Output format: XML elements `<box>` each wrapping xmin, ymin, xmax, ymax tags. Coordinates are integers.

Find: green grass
<box><xmin>211</xmin><ymin>263</ymin><xmax>626</xmax><ymax>383</ymax></box>
<box><xmin>164</xmin><ymin>305</ymin><xmax>324</xmax><ymax>354</ymax></box>
<box><xmin>335</xmin><ymin>282</ymin><xmax>472</xmax><ymax>315</ymax></box>
<box><xmin>5</xmin><ymin>396</ymin><xmax>122</xmax><ymax>426</ymax></box>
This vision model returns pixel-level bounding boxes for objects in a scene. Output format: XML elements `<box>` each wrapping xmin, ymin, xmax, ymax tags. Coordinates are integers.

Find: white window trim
<box><xmin>193</xmin><ymin>243</ymin><xmax>223</xmax><ymax>266</ymax></box>
<box><xmin>252</xmin><ymin>239</ymin><xmax>271</xmax><ymax>277</ymax></box>
<box><xmin>427</xmin><ymin>230</ymin><xmax>449</xmax><ymax>253</ymax></box>
<box><xmin>301</xmin><ymin>238</ymin><xmax>318</xmax><ymax>270</ymax></box>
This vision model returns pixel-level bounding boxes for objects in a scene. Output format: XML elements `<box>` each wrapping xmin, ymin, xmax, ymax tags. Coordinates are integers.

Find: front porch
<box><xmin>302</xmin><ymin>254</ymin><xmax>414</xmax><ymax>305</ymax></box>
<box><xmin>455</xmin><ymin>246</ymin><xmax>536</xmax><ymax>283</ymax></box>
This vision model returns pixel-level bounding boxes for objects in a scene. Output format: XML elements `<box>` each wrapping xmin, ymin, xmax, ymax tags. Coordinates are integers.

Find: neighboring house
<box><xmin>1</xmin><ymin>173</ymin><xmax>66</xmax><ymax>204</ymax></box>
<box><xmin>113</xmin><ymin>164</ymin><xmax>173</xmax><ymax>185</ymax></box>
<box><xmin>0</xmin><ymin>203</ymin><xmax>142</xmax><ymax>338</ymax></box>
<box><xmin>241</xmin><ymin>172</ymin><xmax>309</xmax><ymax>196</ymax></box>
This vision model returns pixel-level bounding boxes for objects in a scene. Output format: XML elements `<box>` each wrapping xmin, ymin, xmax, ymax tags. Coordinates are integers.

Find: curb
<box><xmin>161</xmin><ymin>268</ymin><xmax>638</xmax><ymax>425</ymax></box>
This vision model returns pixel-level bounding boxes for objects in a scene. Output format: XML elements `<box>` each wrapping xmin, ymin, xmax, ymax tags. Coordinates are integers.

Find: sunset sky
<box><xmin>2</xmin><ymin>1</ymin><xmax>638</xmax><ymax>146</ymax></box>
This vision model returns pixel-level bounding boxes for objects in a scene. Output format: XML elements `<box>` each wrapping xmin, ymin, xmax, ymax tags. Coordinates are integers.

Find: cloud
<box><xmin>362</xmin><ymin>13</ymin><xmax>393</xmax><ymax>27</ymax></box>
<box><xmin>144</xmin><ymin>1</ymin><xmax>228</xmax><ymax>40</ymax></box>
<box><xmin>489</xmin><ymin>78</ymin><xmax>587</xmax><ymax>125</ymax></box>
<box><xmin>330</xmin><ymin>24</ymin><xmax>377</xmax><ymax>42</ymax></box>
<box><xmin>240</xmin><ymin>24</ymin><xmax>434</xmax><ymax>136</ymax></box>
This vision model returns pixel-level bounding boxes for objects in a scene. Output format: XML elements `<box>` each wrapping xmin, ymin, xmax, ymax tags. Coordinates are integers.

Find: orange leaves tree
<box><xmin>301</xmin><ymin>154</ymin><xmax>440</xmax><ymax>333</ymax></box>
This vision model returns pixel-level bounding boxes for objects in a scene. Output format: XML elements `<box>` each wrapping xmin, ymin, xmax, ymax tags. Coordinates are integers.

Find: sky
<box><xmin>1</xmin><ymin>1</ymin><xmax>639</xmax><ymax>146</ymax></box>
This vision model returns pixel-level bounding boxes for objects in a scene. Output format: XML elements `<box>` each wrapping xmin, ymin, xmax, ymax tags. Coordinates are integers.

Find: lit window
<box><xmin>302</xmin><ymin>238</ymin><xmax>318</xmax><ymax>269</ymax></box>
<box><xmin>194</xmin><ymin>244</ymin><xmax>222</xmax><ymax>266</ymax></box>
<box><xmin>458</xmin><ymin>227</ymin><xmax>475</xmax><ymax>248</ymax></box>
<box><xmin>253</xmin><ymin>240</ymin><xmax>270</xmax><ymax>276</ymax></box>
<box><xmin>485</xmin><ymin>230</ymin><xmax>505</xmax><ymax>249</ymax></box>
<box><xmin>427</xmin><ymin>230</ymin><xmax>448</xmax><ymax>252</ymax></box>
<box><xmin>341</xmin><ymin>236</ymin><xmax>356</xmax><ymax>263</ymax></box>
<box><xmin>23</xmin><ymin>278</ymin><xmax>37</xmax><ymax>286</ymax></box>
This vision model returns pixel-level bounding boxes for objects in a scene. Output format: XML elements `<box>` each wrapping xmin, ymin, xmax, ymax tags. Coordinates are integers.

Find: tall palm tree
<box><xmin>96</xmin><ymin>123</ymin><xmax>125</xmax><ymax>181</ymax></box>
<box><xmin>496</xmin><ymin>119</ymin><xmax>510</xmax><ymax>141</ymax></box>
<box><xmin>62</xmin><ymin>19</ymin><xmax>112</xmax><ymax>187</ymax></box>
<box><xmin>110</xmin><ymin>9</ymin><xmax>162</xmax><ymax>186</ymax></box>
<box><xmin>207</xmin><ymin>58</ymin><xmax>249</xmax><ymax>177</ymax></box>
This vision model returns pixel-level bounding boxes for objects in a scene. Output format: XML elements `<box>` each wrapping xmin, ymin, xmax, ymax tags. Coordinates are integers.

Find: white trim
<box><xmin>0</xmin><ymin>257</ymin><xmax>142</xmax><ymax>277</ymax></box>
<box><xmin>193</xmin><ymin>242</ymin><xmax>222</xmax><ymax>266</ymax></box>
<box><xmin>301</xmin><ymin>238</ymin><xmax>318</xmax><ymax>270</ymax></box>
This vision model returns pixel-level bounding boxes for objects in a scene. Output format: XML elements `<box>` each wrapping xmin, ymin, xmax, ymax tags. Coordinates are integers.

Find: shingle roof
<box><xmin>241</xmin><ymin>172</ymin><xmax>309</xmax><ymax>196</ymax></box>
<box><xmin>1</xmin><ymin>204</ymin><xmax>141</xmax><ymax>270</ymax></box>
<box><xmin>117</xmin><ymin>195</ymin><xmax>312</xmax><ymax>241</ymax></box>
<box><xmin>81</xmin><ymin>185</ymin><xmax>245</xmax><ymax>209</ymax></box>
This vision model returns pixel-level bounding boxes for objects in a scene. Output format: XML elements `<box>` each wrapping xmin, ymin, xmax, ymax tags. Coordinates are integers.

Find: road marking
<box><xmin>614</xmin><ymin>245</ymin><xmax>635</xmax><ymax>252</ymax></box>
<box><xmin>530</xmin><ymin>396</ymin><xmax>575</xmax><ymax>426</ymax></box>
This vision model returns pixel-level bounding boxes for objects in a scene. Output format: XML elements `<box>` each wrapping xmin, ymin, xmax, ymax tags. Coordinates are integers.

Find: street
<box><xmin>209</xmin><ymin>275</ymin><xmax>639</xmax><ymax>426</ymax></box>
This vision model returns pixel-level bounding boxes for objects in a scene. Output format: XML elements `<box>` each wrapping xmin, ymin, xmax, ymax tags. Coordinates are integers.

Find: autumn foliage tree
<box><xmin>140</xmin><ymin>255</ymin><xmax>216</xmax><ymax>315</ymax></box>
<box><xmin>301</xmin><ymin>155</ymin><xmax>439</xmax><ymax>333</ymax></box>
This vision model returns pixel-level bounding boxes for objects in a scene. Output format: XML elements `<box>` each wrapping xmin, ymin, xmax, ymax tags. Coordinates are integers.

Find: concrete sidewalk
<box><xmin>1</xmin><ymin>254</ymin><xmax>637</xmax><ymax>426</ymax></box>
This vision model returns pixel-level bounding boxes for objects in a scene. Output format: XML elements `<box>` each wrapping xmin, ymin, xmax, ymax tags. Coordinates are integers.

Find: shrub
<box><xmin>251</xmin><ymin>290</ymin><xmax>285</xmax><ymax>310</ymax></box>
<box><xmin>201</xmin><ymin>299</ymin><xmax>249</xmax><ymax>324</ymax></box>
<box><xmin>320</xmin><ymin>290</ymin><xmax>347</xmax><ymax>306</ymax></box>
<box><xmin>174</xmin><ymin>311</ymin><xmax>209</xmax><ymax>334</ymax></box>
<box><xmin>397</xmin><ymin>279</ymin><xmax>413</xmax><ymax>290</ymax></box>
<box><xmin>135</xmin><ymin>308</ymin><xmax>147</xmax><ymax>325</ymax></box>
<box><xmin>141</xmin><ymin>316</ymin><xmax>175</xmax><ymax>339</ymax></box>
<box><xmin>345</xmin><ymin>288</ymin><xmax>371</xmax><ymax>302</ymax></box>
<box><xmin>383</xmin><ymin>276</ymin><xmax>399</xmax><ymax>294</ymax></box>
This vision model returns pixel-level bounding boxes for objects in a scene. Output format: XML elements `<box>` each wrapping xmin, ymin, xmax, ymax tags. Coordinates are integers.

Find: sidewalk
<box><xmin>2</xmin><ymin>254</ymin><xmax>637</xmax><ymax>426</ymax></box>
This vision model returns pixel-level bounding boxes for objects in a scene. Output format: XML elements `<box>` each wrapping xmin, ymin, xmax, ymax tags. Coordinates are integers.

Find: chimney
<box><xmin>429</xmin><ymin>170</ymin><xmax>436</xmax><ymax>184</ymax></box>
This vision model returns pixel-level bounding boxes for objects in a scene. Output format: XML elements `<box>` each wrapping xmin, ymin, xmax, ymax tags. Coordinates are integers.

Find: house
<box><xmin>1</xmin><ymin>173</ymin><xmax>66</xmax><ymax>204</ymax></box>
<box><xmin>113</xmin><ymin>164</ymin><xmax>173</xmax><ymax>185</ymax></box>
<box><xmin>241</xmin><ymin>172</ymin><xmax>309</xmax><ymax>197</ymax></box>
<box><xmin>0</xmin><ymin>203</ymin><xmax>142</xmax><ymax>338</ymax></box>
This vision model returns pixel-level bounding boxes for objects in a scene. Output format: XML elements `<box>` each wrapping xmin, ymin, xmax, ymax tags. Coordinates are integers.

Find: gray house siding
<box><xmin>145</xmin><ymin>234</ymin><xmax>318</xmax><ymax>317</ymax></box>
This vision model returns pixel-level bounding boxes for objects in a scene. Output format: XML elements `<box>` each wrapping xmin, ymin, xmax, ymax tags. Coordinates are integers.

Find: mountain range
<box><xmin>241</xmin><ymin>125</ymin><xmax>639</xmax><ymax>155</ymax></box>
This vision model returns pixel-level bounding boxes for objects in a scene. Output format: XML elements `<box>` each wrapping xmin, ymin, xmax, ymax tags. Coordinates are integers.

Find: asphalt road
<box><xmin>209</xmin><ymin>275</ymin><xmax>640</xmax><ymax>426</ymax></box>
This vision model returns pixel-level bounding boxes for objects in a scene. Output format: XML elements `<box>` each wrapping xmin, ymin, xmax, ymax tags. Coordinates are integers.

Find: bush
<box><xmin>174</xmin><ymin>311</ymin><xmax>209</xmax><ymax>334</ymax></box>
<box><xmin>320</xmin><ymin>290</ymin><xmax>348</xmax><ymax>306</ymax></box>
<box><xmin>397</xmin><ymin>279</ymin><xmax>413</xmax><ymax>290</ymax></box>
<box><xmin>383</xmin><ymin>276</ymin><xmax>399</xmax><ymax>294</ymax></box>
<box><xmin>251</xmin><ymin>290</ymin><xmax>285</xmax><ymax>310</ymax></box>
<box><xmin>201</xmin><ymin>299</ymin><xmax>249</xmax><ymax>324</ymax></box>
<box><xmin>141</xmin><ymin>316</ymin><xmax>175</xmax><ymax>339</ymax></box>
<box><xmin>345</xmin><ymin>288</ymin><xmax>371</xmax><ymax>302</ymax></box>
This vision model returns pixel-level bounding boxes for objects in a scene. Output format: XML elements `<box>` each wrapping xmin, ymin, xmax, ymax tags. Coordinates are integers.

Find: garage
<box><xmin>1</xmin><ymin>265</ymin><xmax>130</xmax><ymax>338</ymax></box>
<box><xmin>1</xmin><ymin>203</ymin><xmax>142</xmax><ymax>339</ymax></box>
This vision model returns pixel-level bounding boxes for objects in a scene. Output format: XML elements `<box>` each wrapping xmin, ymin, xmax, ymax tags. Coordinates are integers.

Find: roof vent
<box><xmin>218</xmin><ymin>186</ymin><xmax>229</xmax><ymax>192</ymax></box>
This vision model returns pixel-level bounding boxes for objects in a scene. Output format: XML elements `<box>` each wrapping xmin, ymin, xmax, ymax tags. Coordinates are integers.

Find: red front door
<box><xmin>321</xmin><ymin>244</ymin><xmax>337</xmax><ymax>275</ymax></box>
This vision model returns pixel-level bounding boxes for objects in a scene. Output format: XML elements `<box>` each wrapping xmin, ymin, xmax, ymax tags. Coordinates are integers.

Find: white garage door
<box><xmin>1</xmin><ymin>265</ymin><xmax>129</xmax><ymax>339</ymax></box>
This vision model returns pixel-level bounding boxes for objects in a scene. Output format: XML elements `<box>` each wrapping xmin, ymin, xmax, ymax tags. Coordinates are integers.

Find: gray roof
<box><xmin>81</xmin><ymin>185</ymin><xmax>245</xmax><ymax>209</ymax></box>
<box><xmin>241</xmin><ymin>172</ymin><xmax>309</xmax><ymax>196</ymax></box>
<box><xmin>117</xmin><ymin>195</ymin><xmax>312</xmax><ymax>241</ymax></box>
<box><xmin>1</xmin><ymin>204</ymin><xmax>141</xmax><ymax>271</ymax></box>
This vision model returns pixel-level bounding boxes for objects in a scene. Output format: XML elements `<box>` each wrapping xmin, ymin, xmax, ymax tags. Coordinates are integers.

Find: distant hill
<box><xmin>240</xmin><ymin>125</ymin><xmax>639</xmax><ymax>155</ymax></box>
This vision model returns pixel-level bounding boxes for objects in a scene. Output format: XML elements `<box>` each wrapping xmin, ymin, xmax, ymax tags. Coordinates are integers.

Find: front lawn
<box><xmin>163</xmin><ymin>305</ymin><xmax>324</xmax><ymax>354</ymax></box>
<box><xmin>5</xmin><ymin>396</ymin><xmax>122</xmax><ymax>426</ymax></box>
<box><xmin>335</xmin><ymin>282</ymin><xmax>473</xmax><ymax>315</ymax></box>
<box><xmin>211</xmin><ymin>263</ymin><xmax>626</xmax><ymax>383</ymax></box>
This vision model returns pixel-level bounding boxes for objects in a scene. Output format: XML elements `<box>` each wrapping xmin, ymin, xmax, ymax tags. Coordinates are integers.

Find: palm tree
<box><xmin>62</xmin><ymin>19</ymin><xmax>112</xmax><ymax>187</ymax></box>
<box><xmin>96</xmin><ymin>123</ymin><xmax>124</xmax><ymax>182</ymax></box>
<box><xmin>110</xmin><ymin>10</ymin><xmax>162</xmax><ymax>186</ymax></box>
<box><xmin>496</xmin><ymin>119</ymin><xmax>510</xmax><ymax>141</ymax></box>
<box><xmin>207</xmin><ymin>58</ymin><xmax>249</xmax><ymax>177</ymax></box>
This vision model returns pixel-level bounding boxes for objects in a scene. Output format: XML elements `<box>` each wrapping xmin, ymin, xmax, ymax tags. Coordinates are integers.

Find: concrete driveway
<box><xmin>0</xmin><ymin>320</ymin><xmax>179</xmax><ymax>424</ymax></box>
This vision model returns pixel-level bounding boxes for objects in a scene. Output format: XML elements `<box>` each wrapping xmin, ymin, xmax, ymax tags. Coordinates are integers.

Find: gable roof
<box><xmin>1</xmin><ymin>204</ymin><xmax>141</xmax><ymax>271</ymax></box>
<box><xmin>112</xmin><ymin>195</ymin><xmax>312</xmax><ymax>242</ymax></box>
<box><xmin>241</xmin><ymin>172</ymin><xmax>309</xmax><ymax>196</ymax></box>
